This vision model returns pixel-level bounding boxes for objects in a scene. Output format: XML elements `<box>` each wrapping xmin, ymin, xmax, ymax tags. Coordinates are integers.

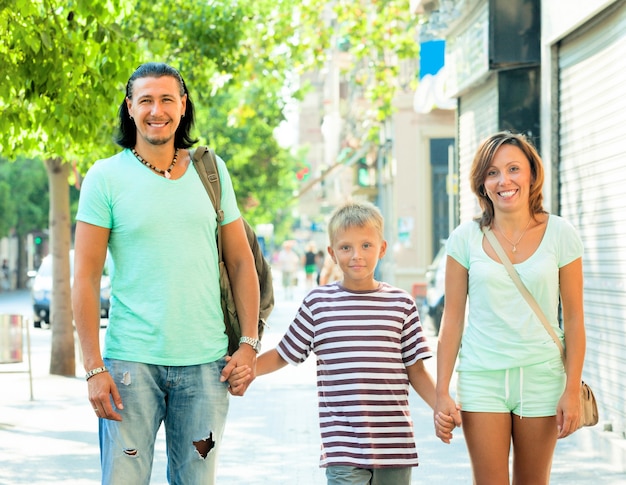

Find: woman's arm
<box><xmin>436</xmin><ymin>256</ymin><xmax>468</xmax><ymax>397</ymax></box>
<box><xmin>557</xmin><ymin>257</ymin><xmax>585</xmax><ymax>437</ymax></box>
<box><xmin>434</xmin><ymin>255</ymin><xmax>468</xmax><ymax>440</ymax></box>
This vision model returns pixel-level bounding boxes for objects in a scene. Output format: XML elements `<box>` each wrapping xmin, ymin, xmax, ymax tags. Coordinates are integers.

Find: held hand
<box><xmin>220</xmin><ymin>347</ymin><xmax>257</xmax><ymax>396</ymax></box>
<box><xmin>88</xmin><ymin>372</ymin><xmax>123</xmax><ymax>421</ymax></box>
<box><xmin>226</xmin><ymin>359</ymin><xmax>252</xmax><ymax>395</ymax></box>
<box><xmin>434</xmin><ymin>395</ymin><xmax>462</xmax><ymax>444</ymax></box>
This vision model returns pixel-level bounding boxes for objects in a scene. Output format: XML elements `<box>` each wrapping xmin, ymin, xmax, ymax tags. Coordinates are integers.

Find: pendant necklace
<box><xmin>496</xmin><ymin>218</ymin><xmax>532</xmax><ymax>253</ymax></box>
<box><xmin>132</xmin><ymin>148</ymin><xmax>178</xmax><ymax>179</ymax></box>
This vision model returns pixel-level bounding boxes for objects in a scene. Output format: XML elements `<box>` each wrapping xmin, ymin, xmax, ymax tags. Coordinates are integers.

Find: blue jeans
<box><xmin>100</xmin><ymin>358</ymin><xmax>229</xmax><ymax>485</ymax></box>
<box><xmin>326</xmin><ymin>466</ymin><xmax>412</xmax><ymax>485</ymax></box>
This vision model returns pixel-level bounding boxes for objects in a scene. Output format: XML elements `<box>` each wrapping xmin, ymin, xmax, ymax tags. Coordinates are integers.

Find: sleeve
<box><xmin>75</xmin><ymin>162</ymin><xmax>113</xmax><ymax>229</ymax></box>
<box><xmin>215</xmin><ymin>154</ymin><xmax>242</xmax><ymax>225</ymax></box>
<box><xmin>446</xmin><ymin>221</ymin><xmax>474</xmax><ymax>269</ymax></box>
<box><xmin>555</xmin><ymin>216</ymin><xmax>583</xmax><ymax>267</ymax></box>
<box><xmin>401</xmin><ymin>298</ymin><xmax>433</xmax><ymax>366</ymax></box>
<box><xmin>276</xmin><ymin>303</ymin><xmax>315</xmax><ymax>365</ymax></box>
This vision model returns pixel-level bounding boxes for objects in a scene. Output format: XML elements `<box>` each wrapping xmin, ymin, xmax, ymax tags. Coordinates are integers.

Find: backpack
<box><xmin>192</xmin><ymin>146</ymin><xmax>274</xmax><ymax>354</ymax></box>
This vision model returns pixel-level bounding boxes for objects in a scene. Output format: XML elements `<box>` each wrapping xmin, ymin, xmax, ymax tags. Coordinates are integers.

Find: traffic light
<box><xmin>356</xmin><ymin>158</ymin><xmax>370</xmax><ymax>186</ymax></box>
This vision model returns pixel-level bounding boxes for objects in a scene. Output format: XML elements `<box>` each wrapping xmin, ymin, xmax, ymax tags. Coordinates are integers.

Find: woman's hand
<box><xmin>434</xmin><ymin>395</ymin><xmax>462</xmax><ymax>444</ymax></box>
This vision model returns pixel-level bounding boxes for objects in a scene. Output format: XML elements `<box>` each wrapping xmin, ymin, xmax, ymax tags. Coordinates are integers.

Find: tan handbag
<box><xmin>483</xmin><ymin>227</ymin><xmax>599</xmax><ymax>429</ymax></box>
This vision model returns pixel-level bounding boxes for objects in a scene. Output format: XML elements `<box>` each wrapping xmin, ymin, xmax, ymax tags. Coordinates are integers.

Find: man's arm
<box><xmin>72</xmin><ymin>221</ymin><xmax>123</xmax><ymax>421</ymax></box>
<box><xmin>219</xmin><ymin>217</ymin><xmax>260</xmax><ymax>395</ymax></box>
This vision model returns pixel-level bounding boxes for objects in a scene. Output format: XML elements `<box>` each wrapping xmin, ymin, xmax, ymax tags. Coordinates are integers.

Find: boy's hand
<box><xmin>221</xmin><ymin>355</ymin><xmax>254</xmax><ymax>396</ymax></box>
<box><xmin>434</xmin><ymin>397</ymin><xmax>462</xmax><ymax>444</ymax></box>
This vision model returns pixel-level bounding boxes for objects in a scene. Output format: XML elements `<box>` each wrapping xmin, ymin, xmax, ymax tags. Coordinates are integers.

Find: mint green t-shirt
<box><xmin>76</xmin><ymin>149</ymin><xmax>241</xmax><ymax>365</ymax></box>
<box><xmin>446</xmin><ymin>215</ymin><xmax>583</xmax><ymax>371</ymax></box>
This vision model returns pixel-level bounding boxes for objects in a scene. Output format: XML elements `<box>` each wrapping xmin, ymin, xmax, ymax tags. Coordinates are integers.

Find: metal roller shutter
<box><xmin>457</xmin><ymin>73</ymin><xmax>499</xmax><ymax>223</ymax></box>
<box><xmin>558</xmin><ymin>0</ymin><xmax>626</xmax><ymax>434</ymax></box>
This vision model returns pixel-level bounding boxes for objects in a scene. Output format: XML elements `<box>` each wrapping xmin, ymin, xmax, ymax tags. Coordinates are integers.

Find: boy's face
<box><xmin>328</xmin><ymin>224</ymin><xmax>386</xmax><ymax>291</ymax></box>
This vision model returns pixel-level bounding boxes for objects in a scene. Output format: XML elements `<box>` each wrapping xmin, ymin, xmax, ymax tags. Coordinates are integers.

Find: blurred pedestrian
<box><xmin>277</xmin><ymin>241</ymin><xmax>299</xmax><ymax>299</ymax></box>
<box><xmin>303</xmin><ymin>242</ymin><xmax>317</xmax><ymax>289</ymax></box>
<box><xmin>72</xmin><ymin>62</ymin><xmax>260</xmax><ymax>485</ymax></box>
<box><xmin>1</xmin><ymin>259</ymin><xmax>9</xmax><ymax>291</ymax></box>
<box><xmin>234</xmin><ymin>201</ymin><xmax>460</xmax><ymax>484</ymax></box>
<box><xmin>318</xmin><ymin>252</ymin><xmax>342</xmax><ymax>285</ymax></box>
<box><xmin>435</xmin><ymin>131</ymin><xmax>586</xmax><ymax>484</ymax></box>
<box><xmin>314</xmin><ymin>249</ymin><xmax>325</xmax><ymax>285</ymax></box>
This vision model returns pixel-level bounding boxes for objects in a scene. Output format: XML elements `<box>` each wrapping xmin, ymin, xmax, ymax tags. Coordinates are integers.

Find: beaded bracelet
<box><xmin>85</xmin><ymin>366</ymin><xmax>108</xmax><ymax>381</ymax></box>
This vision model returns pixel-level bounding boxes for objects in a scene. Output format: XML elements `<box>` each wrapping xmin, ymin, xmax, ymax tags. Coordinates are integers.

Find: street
<box><xmin>0</xmin><ymin>277</ymin><xmax>625</xmax><ymax>484</ymax></box>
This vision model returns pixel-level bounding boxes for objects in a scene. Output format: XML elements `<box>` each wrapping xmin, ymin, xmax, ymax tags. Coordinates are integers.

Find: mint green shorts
<box><xmin>456</xmin><ymin>356</ymin><xmax>566</xmax><ymax>417</ymax></box>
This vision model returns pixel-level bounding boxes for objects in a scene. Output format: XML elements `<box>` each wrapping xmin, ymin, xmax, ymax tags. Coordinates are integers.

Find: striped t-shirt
<box><xmin>277</xmin><ymin>282</ymin><xmax>432</xmax><ymax>469</ymax></box>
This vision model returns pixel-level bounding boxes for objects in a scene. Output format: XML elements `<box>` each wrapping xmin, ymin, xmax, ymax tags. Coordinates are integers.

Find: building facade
<box><xmin>417</xmin><ymin>0</ymin><xmax>626</xmax><ymax>464</ymax></box>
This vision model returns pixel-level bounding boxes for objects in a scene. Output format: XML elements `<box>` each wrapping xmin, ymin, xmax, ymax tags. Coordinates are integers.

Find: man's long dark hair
<box><xmin>115</xmin><ymin>63</ymin><xmax>198</xmax><ymax>149</ymax></box>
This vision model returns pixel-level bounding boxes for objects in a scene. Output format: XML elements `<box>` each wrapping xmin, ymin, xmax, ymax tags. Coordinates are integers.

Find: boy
<box><xmin>231</xmin><ymin>201</ymin><xmax>459</xmax><ymax>484</ymax></box>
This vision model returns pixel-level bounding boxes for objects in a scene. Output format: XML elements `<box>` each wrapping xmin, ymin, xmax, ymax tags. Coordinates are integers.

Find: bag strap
<box><xmin>191</xmin><ymin>146</ymin><xmax>224</xmax><ymax>261</ymax></box>
<box><xmin>482</xmin><ymin>226</ymin><xmax>566</xmax><ymax>363</ymax></box>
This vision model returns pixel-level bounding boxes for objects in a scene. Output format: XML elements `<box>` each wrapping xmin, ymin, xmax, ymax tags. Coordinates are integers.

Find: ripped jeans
<box><xmin>99</xmin><ymin>358</ymin><xmax>230</xmax><ymax>485</ymax></box>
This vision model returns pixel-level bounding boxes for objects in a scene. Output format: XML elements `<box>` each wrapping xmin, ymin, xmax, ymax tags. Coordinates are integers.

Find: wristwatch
<box><xmin>239</xmin><ymin>336</ymin><xmax>261</xmax><ymax>353</ymax></box>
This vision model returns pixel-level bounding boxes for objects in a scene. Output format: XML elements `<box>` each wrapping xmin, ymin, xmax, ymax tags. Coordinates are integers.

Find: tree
<box><xmin>3</xmin><ymin>0</ymin><xmax>406</xmax><ymax>377</ymax></box>
<box><xmin>317</xmin><ymin>0</ymin><xmax>420</xmax><ymax>143</ymax></box>
<box><xmin>0</xmin><ymin>1</ymin><xmax>141</xmax><ymax>376</ymax></box>
<box><xmin>0</xmin><ymin>0</ymin><xmax>321</xmax><ymax>375</ymax></box>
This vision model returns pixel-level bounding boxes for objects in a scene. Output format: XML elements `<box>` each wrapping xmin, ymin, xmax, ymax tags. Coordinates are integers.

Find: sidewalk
<box><xmin>1</xmin><ymin>283</ymin><xmax>625</xmax><ymax>484</ymax></box>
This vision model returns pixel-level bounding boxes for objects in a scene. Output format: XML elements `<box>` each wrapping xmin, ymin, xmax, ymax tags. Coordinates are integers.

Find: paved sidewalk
<box><xmin>1</xmin><ymin>283</ymin><xmax>625</xmax><ymax>484</ymax></box>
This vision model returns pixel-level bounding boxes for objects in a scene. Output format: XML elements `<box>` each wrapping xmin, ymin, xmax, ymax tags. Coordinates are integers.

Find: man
<box><xmin>72</xmin><ymin>62</ymin><xmax>260</xmax><ymax>484</ymax></box>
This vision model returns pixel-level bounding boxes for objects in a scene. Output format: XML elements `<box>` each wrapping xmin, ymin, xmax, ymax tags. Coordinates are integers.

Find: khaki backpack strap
<box><xmin>192</xmin><ymin>146</ymin><xmax>224</xmax><ymax>260</ymax></box>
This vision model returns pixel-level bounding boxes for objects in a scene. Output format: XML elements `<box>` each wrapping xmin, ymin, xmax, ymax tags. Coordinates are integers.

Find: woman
<box><xmin>434</xmin><ymin>132</ymin><xmax>586</xmax><ymax>484</ymax></box>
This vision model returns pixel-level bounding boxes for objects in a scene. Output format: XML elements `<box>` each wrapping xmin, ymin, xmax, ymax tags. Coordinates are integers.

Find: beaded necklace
<box><xmin>131</xmin><ymin>148</ymin><xmax>179</xmax><ymax>179</ymax></box>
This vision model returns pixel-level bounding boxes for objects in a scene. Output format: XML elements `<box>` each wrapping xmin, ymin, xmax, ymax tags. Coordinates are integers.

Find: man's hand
<box><xmin>220</xmin><ymin>345</ymin><xmax>257</xmax><ymax>396</ymax></box>
<box><xmin>89</xmin><ymin>372</ymin><xmax>123</xmax><ymax>421</ymax></box>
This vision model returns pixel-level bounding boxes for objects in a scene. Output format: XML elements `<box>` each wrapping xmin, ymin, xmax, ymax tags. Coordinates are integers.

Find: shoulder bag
<box><xmin>483</xmin><ymin>226</ymin><xmax>599</xmax><ymax>429</ymax></box>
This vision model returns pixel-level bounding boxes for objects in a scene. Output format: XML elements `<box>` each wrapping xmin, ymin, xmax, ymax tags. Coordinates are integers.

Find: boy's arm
<box><xmin>407</xmin><ymin>359</ymin><xmax>461</xmax><ymax>444</ymax></box>
<box><xmin>257</xmin><ymin>348</ymin><xmax>288</xmax><ymax>376</ymax></box>
<box><xmin>406</xmin><ymin>359</ymin><xmax>436</xmax><ymax>409</ymax></box>
<box><xmin>226</xmin><ymin>348</ymin><xmax>289</xmax><ymax>390</ymax></box>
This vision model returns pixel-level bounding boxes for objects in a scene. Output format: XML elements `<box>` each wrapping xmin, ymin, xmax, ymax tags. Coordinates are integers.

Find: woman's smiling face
<box><xmin>483</xmin><ymin>144</ymin><xmax>534</xmax><ymax>214</ymax></box>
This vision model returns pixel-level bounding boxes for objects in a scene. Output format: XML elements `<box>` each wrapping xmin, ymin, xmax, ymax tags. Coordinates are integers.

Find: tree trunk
<box><xmin>46</xmin><ymin>158</ymin><xmax>75</xmax><ymax>376</ymax></box>
<box><xmin>16</xmin><ymin>233</ymin><xmax>27</xmax><ymax>289</ymax></box>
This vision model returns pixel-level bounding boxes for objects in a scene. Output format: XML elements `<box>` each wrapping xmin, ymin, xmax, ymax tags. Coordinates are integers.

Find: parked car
<box><xmin>422</xmin><ymin>240</ymin><xmax>447</xmax><ymax>335</ymax></box>
<box><xmin>31</xmin><ymin>250</ymin><xmax>110</xmax><ymax>328</ymax></box>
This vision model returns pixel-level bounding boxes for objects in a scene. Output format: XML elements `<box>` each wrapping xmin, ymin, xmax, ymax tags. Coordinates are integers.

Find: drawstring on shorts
<box><xmin>504</xmin><ymin>367</ymin><xmax>524</xmax><ymax>418</ymax></box>
<box><xmin>519</xmin><ymin>367</ymin><xmax>524</xmax><ymax>418</ymax></box>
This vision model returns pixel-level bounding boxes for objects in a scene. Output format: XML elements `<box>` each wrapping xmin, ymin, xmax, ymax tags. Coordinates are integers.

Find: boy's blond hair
<box><xmin>327</xmin><ymin>201</ymin><xmax>384</xmax><ymax>245</ymax></box>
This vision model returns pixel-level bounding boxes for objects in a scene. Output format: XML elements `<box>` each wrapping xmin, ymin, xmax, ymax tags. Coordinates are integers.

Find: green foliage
<box><xmin>196</xmin><ymin>89</ymin><xmax>299</xmax><ymax>229</ymax></box>
<box><xmin>0</xmin><ymin>0</ymin><xmax>416</xmax><ymax>235</ymax></box>
<box><xmin>0</xmin><ymin>0</ymin><xmax>140</xmax><ymax>161</ymax></box>
<box><xmin>0</xmin><ymin>157</ymin><xmax>50</xmax><ymax>238</ymax></box>
<box><xmin>330</xmin><ymin>0</ymin><xmax>420</xmax><ymax>142</ymax></box>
